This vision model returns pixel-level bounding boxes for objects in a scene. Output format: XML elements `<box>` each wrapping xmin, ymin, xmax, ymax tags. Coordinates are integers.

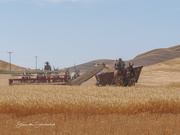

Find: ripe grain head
<box><xmin>0</xmin><ymin>85</ymin><xmax>180</xmax><ymax>116</ymax></box>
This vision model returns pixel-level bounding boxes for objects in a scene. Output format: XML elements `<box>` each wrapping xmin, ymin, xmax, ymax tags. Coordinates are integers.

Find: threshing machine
<box><xmin>9</xmin><ymin>63</ymin><xmax>105</xmax><ymax>85</ymax></box>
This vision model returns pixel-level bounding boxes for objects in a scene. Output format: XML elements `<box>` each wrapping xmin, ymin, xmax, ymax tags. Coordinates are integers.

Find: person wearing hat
<box><xmin>44</xmin><ymin>61</ymin><xmax>52</xmax><ymax>71</ymax></box>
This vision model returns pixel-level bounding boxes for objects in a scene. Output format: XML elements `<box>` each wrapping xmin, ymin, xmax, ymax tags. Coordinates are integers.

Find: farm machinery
<box><xmin>9</xmin><ymin>63</ymin><xmax>105</xmax><ymax>85</ymax></box>
<box><xmin>9</xmin><ymin>63</ymin><xmax>143</xmax><ymax>86</ymax></box>
<box><xmin>9</xmin><ymin>70</ymin><xmax>69</xmax><ymax>85</ymax></box>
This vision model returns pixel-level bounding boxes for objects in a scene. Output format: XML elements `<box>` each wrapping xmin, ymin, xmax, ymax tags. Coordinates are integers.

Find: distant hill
<box><xmin>69</xmin><ymin>45</ymin><xmax>180</xmax><ymax>72</ymax></box>
<box><xmin>141</xmin><ymin>56</ymin><xmax>180</xmax><ymax>73</ymax></box>
<box><xmin>0</xmin><ymin>60</ymin><xmax>26</xmax><ymax>71</ymax></box>
<box><xmin>1</xmin><ymin>44</ymin><xmax>180</xmax><ymax>72</ymax></box>
<box><xmin>129</xmin><ymin>45</ymin><xmax>180</xmax><ymax>67</ymax></box>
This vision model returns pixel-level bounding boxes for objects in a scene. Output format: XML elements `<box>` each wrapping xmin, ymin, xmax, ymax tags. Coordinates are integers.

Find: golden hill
<box><xmin>70</xmin><ymin>45</ymin><xmax>180</xmax><ymax>72</ymax></box>
<box><xmin>129</xmin><ymin>45</ymin><xmax>180</xmax><ymax>66</ymax></box>
<box><xmin>0</xmin><ymin>60</ymin><xmax>26</xmax><ymax>71</ymax></box>
<box><xmin>138</xmin><ymin>57</ymin><xmax>180</xmax><ymax>86</ymax></box>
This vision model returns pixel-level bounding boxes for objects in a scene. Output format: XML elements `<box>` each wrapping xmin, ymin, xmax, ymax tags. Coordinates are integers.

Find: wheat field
<box><xmin>0</xmin><ymin>85</ymin><xmax>180</xmax><ymax>134</ymax></box>
<box><xmin>1</xmin><ymin>85</ymin><xmax>180</xmax><ymax>115</ymax></box>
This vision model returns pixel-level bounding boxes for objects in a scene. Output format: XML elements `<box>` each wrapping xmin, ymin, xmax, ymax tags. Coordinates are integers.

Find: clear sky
<box><xmin>0</xmin><ymin>0</ymin><xmax>180</xmax><ymax>69</ymax></box>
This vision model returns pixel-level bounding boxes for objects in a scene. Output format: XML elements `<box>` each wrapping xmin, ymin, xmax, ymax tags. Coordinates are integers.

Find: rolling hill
<box><xmin>70</xmin><ymin>45</ymin><xmax>180</xmax><ymax>72</ymax></box>
<box><xmin>0</xmin><ymin>45</ymin><xmax>180</xmax><ymax>72</ymax></box>
<box><xmin>0</xmin><ymin>60</ymin><xmax>26</xmax><ymax>71</ymax></box>
<box><xmin>129</xmin><ymin>45</ymin><xmax>180</xmax><ymax>67</ymax></box>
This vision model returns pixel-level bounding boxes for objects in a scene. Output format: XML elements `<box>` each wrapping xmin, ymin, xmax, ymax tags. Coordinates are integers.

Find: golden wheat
<box><xmin>1</xmin><ymin>85</ymin><xmax>180</xmax><ymax>135</ymax></box>
<box><xmin>0</xmin><ymin>85</ymin><xmax>180</xmax><ymax>116</ymax></box>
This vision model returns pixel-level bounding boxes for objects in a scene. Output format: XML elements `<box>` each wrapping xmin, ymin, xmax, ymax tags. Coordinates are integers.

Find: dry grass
<box><xmin>1</xmin><ymin>113</ymin><xmax>180</xmax><ymax>135</ymax></box>
<box><xmin>0</xmin><ymin>85</ymin><xmax>180</xmax><ymax>134</ymax></box>
<box><xmin>1</xmin><ymin>85</ymin><xmax>180</xmax><ymax>116</ymax></box>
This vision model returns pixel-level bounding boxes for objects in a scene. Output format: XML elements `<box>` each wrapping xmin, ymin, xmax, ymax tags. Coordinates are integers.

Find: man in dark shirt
<box><xmin>115</xmin><ymin>58</ymin><xmax>126</xmax><ymax>75</ymax></box>
<box><xmin>44</xmin><ymin>61</ymin><xmax>52</xmax><ymax>80</ymax></box>
<box><xmin>44</xmin><ymin>61</ymin><xmax>51</xmax><ymax>71</ymax></box>
<box><xmin>117</xmin><ymin>58</ymin><xmax>125</xmax><ymax>70</ymax></box>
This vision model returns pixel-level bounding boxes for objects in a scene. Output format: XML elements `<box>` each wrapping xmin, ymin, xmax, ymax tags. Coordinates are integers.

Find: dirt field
<box><xmin>0</xmin><ymin>58</ymin><xmax>180</xmax><ymax>134</ymax></box>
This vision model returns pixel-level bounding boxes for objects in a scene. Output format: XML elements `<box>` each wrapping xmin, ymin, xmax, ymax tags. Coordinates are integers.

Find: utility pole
<box><xmin>7</xmin><ymin>52</ymin><xmax>13</xmax><ymax>71</ymax></box>
<box><xmin>35</xmin><ymin>56</ymin><xmax>38</xmax><ymax>70</ymax></box>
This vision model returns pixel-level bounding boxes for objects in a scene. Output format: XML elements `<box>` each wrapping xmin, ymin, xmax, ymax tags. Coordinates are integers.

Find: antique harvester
<box><xmin>9</xmin><ymin>63</ymin><xmax>143</xmax><ymax>86</ymax></box>
<box><xmin>9</xmin><ymin>69</ymin><xmax>69</xmax><ymax>85</ymax></box>
<box><xmin>9</xmin><ymin>63</ymin><xmax>105</xmax><ymax>85</ymax></box>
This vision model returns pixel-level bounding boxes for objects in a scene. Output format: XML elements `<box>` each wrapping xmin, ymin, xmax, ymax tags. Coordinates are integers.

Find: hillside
<box><xmin>129</xmin><ymin>45</ymin><xmax>180</xmax><ymax>66</ymax></box>
<box><xmin>71</xmin><ymin>45</ymin><xmax>180</xmax><ymax>72</ymax></box>
<box><xmin>0</xmin><ymin>60</ymin><xmax>26</xmax><ymax>71</ymax></box>
<box><xmin>138</xmin><ymin>57</ymin><xmax>180</xmax><ymax>86</ymax></box>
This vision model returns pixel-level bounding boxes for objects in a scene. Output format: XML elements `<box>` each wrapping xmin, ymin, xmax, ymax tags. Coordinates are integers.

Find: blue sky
<box><xmin>0</xmin><ymin>0</ymin><xmax>180</xmax><ymax>69</ymax></box>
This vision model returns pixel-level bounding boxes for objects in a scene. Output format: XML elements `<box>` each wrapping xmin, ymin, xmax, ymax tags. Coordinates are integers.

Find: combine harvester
<box><xmin>9</xmin><ymin>63</ymin><xmax>105</xmax><ymax>86</ymax></box>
